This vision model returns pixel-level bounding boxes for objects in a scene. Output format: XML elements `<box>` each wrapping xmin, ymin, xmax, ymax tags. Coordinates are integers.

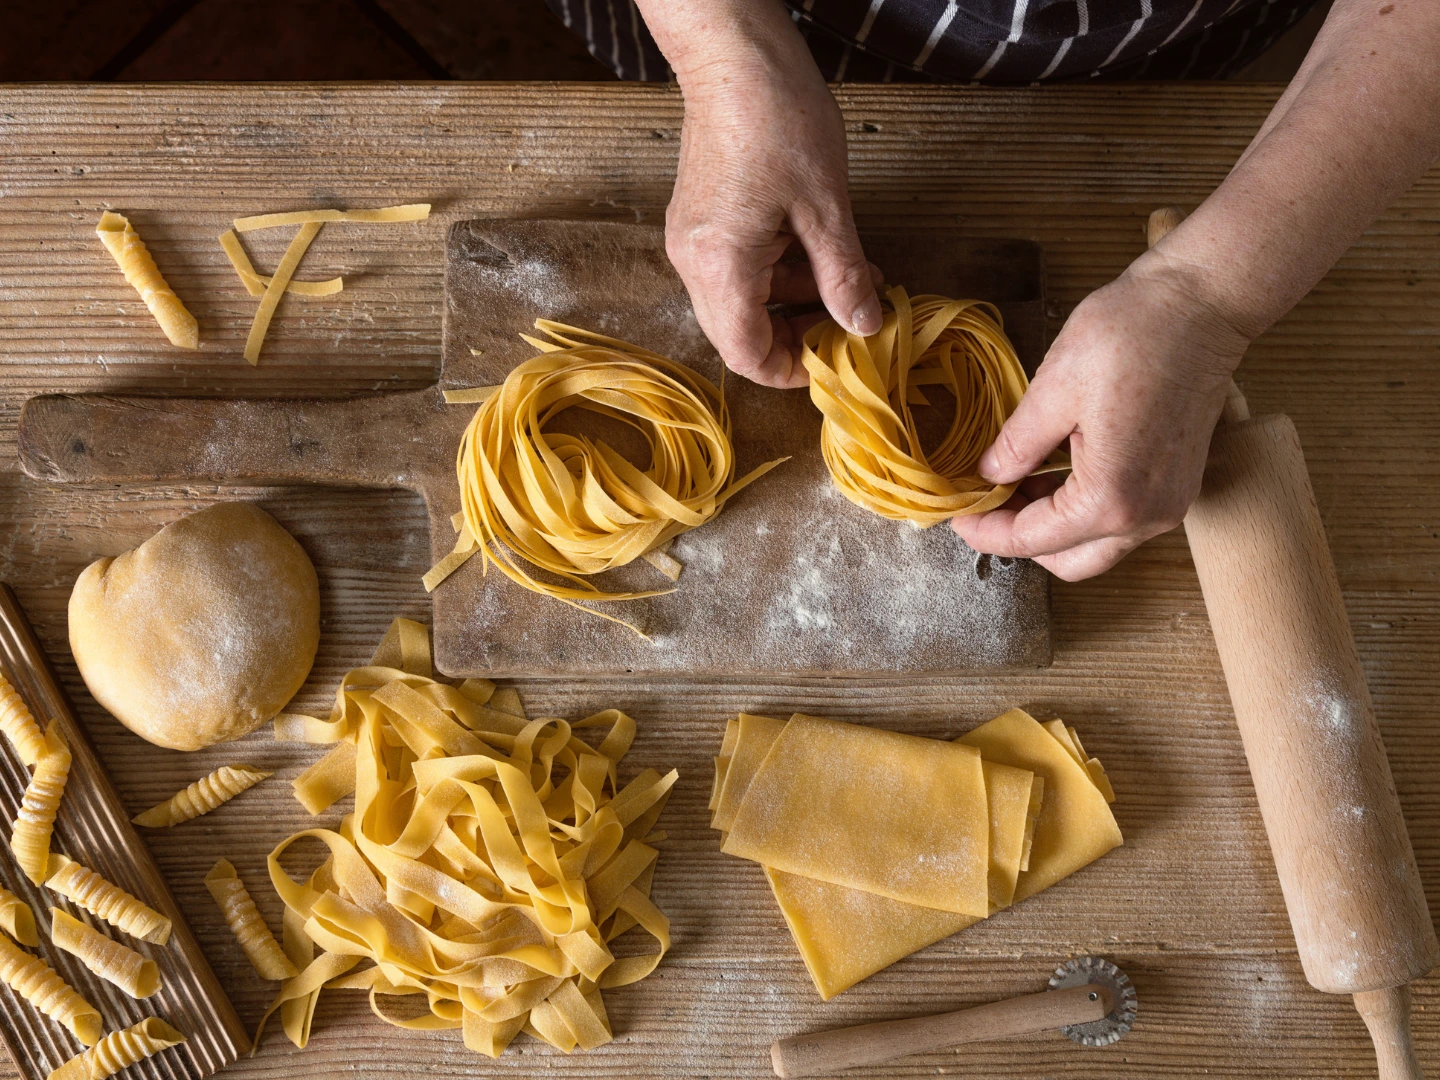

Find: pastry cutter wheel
<box><xmin>770</xmin><ymin>956</ymin><xmax>1136</xmax><ymax>1078</ymax></box>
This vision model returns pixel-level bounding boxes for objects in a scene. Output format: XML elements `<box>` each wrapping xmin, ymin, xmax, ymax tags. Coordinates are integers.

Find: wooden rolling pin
<box><xmin>1150</xmin><ymin>207</ymin><xmax>1440</xmax><ymax>1079</ymax></box>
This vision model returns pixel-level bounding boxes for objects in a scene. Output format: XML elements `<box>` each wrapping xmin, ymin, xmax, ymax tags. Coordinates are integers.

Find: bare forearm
<box><xmin>633</xmin><ymin>0</ymin><xmax>806</xmax><ymax>85</ymax></box>
<box><xmin>1146</xmin><ymin>0</ymin><xmax>1440</xmax><ymax>342</ymax></box>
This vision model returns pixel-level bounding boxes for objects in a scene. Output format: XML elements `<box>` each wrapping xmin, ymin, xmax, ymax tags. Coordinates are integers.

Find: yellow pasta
<box><xmin>47</xmin><ymin>1017</ymin><xmax>185</xmax><ymax>1080</ymax></box>
<box><xmin>12</xmin><ymin>724</ymin><xmax>72</xmax><ymax>884</ymax></box>
<box><xmin>95</xmin><ymin>212</ymin><xmax>198</xmax><ymax>349</ymax></box>
<box><xmin>219</xmin><ymin>229</ymin><xmax>343</xmax><ymax>298</ymax></box>
<box><xmin>132</xmin><ymin>764</ymin><xmax>272</xmax><ymax>828</ymax></box>
<box><xmin>232</xmin><ymin>203</ymin><xmax>431</xmax><ymax>231</ymax></box>
<box><xmin>426</xmin><ymin>321</ymin><xmax>785</xmax><ymax>632</ymax></box>
<box><xmin>0</xmin><ymin>928</ymin><xmax>101</xmax><ymax>1046</ymax></box>
<box><xmin>254</xmin><ymin>616</ymin><xmax>675</xmax><ymax>1059</ymax></box>
<box><xmin>800</xmin><ymin>286</ymin><xmax>1030</xmax><ymax>526</ymax></box>
<box><xmin>0</xmin><ymin>887</ymin><xmax>37</xmax><ymax>947</ymax></box>
<box><xmin>49</xmin><ymin>908</ymin><xmax>160</xmax><ymax>999</ymax></box>
<box><xmin>243</xmin><ymin>221</ymin><xmax>322</xmax><ymax>365</ymax></box>
<box><xmin>204</xmin><ymin>858</ymin><xmax>297</xmax><ymax>981</ymax></box>
<box><xmin>44</xmin><ymin>854</ymin><xmax>172</xmax><ymax>947</ymax></box>
<box><xmin>0</xmin><ymin>671</ymin><xmax>46</xmax><ymax>767</ymax></box>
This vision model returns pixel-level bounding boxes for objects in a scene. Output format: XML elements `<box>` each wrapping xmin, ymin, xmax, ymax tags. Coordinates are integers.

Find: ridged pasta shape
<box><xmin>0</xmin><ymin>887</ymin><xmax>38</xmax><ymax>947</ymax></box>
<box><xmin>50</xmin><ymin>908</ymin><xmax>160</xmax><ymax>999</ymax></box>
<box><xmin>204</xmin><ymin>858</ymin><xmax>297</xmax><ymax>980</ymax></box>
<box><xmin>47</xmin><ymin>1016</ymin><xmax>186</xmax><ymax>1080</ymax></box>
<box><xmin>0</xmin><ymin>927</ymin><xmax>101</xmax><ymax>1046</ymax></box>
<box><xmin>133</xmin><ymin>764</ymin><xmax>272</xmax><ymax>828</ymax></box>
<box><xmin>0</xmin><ymin>672</ymin><xmax>46</xmax><ymax>767</ymax></box>
<box><xmin>11</xmin><ymin>725</ymin><xmax>72</xmax><ymax>884</ymax></box>
<box><xmin>95</xmin><ymin>211</ymin><xmax>198</xmax><ymax>350</ymax></box>
<box><xmin>44</xmin><ymin>854</ymin><xmax>172</xmax><ymax>946</ymax></box>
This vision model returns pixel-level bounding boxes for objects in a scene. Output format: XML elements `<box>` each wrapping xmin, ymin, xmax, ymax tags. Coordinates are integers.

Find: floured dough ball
<box><xmin>68</xmin><ymin>502</ymin><xmax>320</xmax><ymax>751</ymax></box>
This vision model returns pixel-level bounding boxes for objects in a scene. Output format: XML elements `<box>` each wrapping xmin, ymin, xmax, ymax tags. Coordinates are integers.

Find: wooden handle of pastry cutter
<box><xmin>1151</xmin><ymin>208</ymin><xmax>1438</xmax><ymax>1080</ymax></box>
<box><xmin>769</xmin><ymin>983</ymin><xmax>1111</xmax><ymax>1078</ymax></box>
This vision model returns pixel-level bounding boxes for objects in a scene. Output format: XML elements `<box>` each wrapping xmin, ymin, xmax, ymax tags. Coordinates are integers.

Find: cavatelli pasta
<box><xmin>11</xmin><ymin>725</ymin><xmax>72</xmax><ymax>884</ymax></box>
<box><xmin>47</xmin><ymin>1016</ymin><xmax>185</xmax><ymax>1080</ymax></box>
<box><xmin>49</xmin><ymin>908</ymin><xmax>160</xmax><ymax>999</ymax></box>
<box><xmin>132</xmin><ymin>764</ymin><xmax>272</xmax><ymax>828</ymax></box>
<box><xmin>0</xmin><ymin>672</ymin><xmax>46</xmax><ymax>767</ymax></box>
<box><xmin>44</xmin><ymin>854</ymin><xmax>172</xmax><ymax>946</ymax></box>
<box><xmin>204</xmin><ymin>858</ymin><xmax>296</xmax><ymax>980</ymax></box>
<box><xmin>0</xmin><ymin>927</ymin><xmax>101</xmax><ymax>1045</ymax></box>
<box><xmin>0</xmin><ymin>887</ymin><xmax>38</xmax><ymax>947</ymax></box>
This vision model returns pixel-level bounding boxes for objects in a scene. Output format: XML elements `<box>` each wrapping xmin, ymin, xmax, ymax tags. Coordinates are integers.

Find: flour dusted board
<box><xmin>439</xmin><ymin>219</ymin><xmax>1051</xmax><ymax>675</ymax></box>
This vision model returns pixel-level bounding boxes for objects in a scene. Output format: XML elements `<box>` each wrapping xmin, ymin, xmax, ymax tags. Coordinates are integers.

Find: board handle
<box><xmin>769</xmin><ymin>984</ymin><xmax>1109</xmax><ymax>1078</ymax></box>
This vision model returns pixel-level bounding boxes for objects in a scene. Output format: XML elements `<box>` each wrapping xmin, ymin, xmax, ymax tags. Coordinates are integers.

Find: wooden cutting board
<box><xmin>17</xmin><ymin>220</ymin><xmax>1050</xmax><ymax>678</ymax></box>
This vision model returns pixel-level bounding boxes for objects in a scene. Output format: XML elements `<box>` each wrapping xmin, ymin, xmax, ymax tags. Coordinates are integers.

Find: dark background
<box><xmin>2</xmin><ymin>0</ymin><xmax>1328</xmax><ymax>83</ymax></box>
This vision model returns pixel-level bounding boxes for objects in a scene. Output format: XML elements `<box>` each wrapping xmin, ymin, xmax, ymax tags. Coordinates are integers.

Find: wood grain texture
<box><xmin>0</xmin><ymin>82</ymin><xmax>1437</xmax><ymax>1077</ymax></box>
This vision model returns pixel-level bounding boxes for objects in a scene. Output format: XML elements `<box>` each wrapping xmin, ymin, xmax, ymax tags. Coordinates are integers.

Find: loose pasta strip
<box><xmin>47</xmin><ymin>1017</ymin><xmax>185</xmax><ymax>1080</ymax></box>
<box><xmin>132</xmin><ymin>764</ymin><xmax>272</xmax><ymax>828</ymax></box>
<box><xmin>50</xmin><ymin>908</ymin><xmax>160</xmax><ymax>999</ymax></box>
<box><xmin>243</xmin><ymin>221</ymin><xmax>322</xmax><ymax>365</ymax></box>
<box><xmin>0</xmin><ymin>672</ymin><xmax>46</xmax><ymax>767</ymax></box>
<box><xmin>0</xmin><ymin>929</ymin><xmax>101</xmax><ymax>1046</ymax></box>
<box><xmin>232</xmin><ymin>203</ymin><xmax>431</xmax><ymax>231</ymax></box>
<box><xmin>44</xmin><ymin>854</ymin><xmax>172</xmax><ymax>946</ymax></box>
<box><xmin>12</xmin><ymin>725</ymin><xmax>72</xmax><ymax>884</ymax></box>
<box><xmin>95</xmin><ymin>212</ymin><xmax>198</xmax><ymax>349</ymax></box>
<box><xmin>205</xmin><ymin>858</ymin><xmax>297</xmax><ymax>980</ymax></box>
<box><xmin>0</xmin><ymin>888</ymin><xmax>38</xmax><ymax>947</ymax></box>
<box><xmin>219</xmin><ymin>229</ymin><xmax>343</xmax><ymax>297</ymax></box>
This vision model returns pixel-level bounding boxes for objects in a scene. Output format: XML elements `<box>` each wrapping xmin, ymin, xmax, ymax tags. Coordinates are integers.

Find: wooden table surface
<box><xmin>0</xmin><ymin>82</ymin><xmax>1437</xmax><ymax>1079</ymax></box>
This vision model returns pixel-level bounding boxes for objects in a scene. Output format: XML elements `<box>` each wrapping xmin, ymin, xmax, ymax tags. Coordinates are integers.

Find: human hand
<box><xmin>661</xmin><ymin>11</ymin><xmax>882</xmax><ymax>387</ymax></box>
<box><xmin>950</xmin><ymin>256</ymin><xmax>1252</xmax><ymax>580</ymax></box>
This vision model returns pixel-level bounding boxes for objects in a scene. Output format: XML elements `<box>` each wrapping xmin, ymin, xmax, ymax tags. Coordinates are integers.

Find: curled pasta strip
<box><xmin>132</xmin><ymin>764</ymin><xmax>272</xmax><ymax>828</ymax></box>
<box><xmin>0</xmin><ymin>928</ymin><xmax>101</xmax><ymax>1046</ymax></box>
<box><xmin>44</xmin><ymin>854</ymin><xmax>172</xmax><ymax>946</ymax></box>
<box><xmin>12</xmin><ymin>725</ymin><xmax>72</xmax><ymax>884</ymax></box>
<box><xmin>800</xmin><ymin>285</ymin><xmax>1030</xmax><ymax>526</ymax></box>
<box><xmin>0</xmin><ymin>888</ymin><xmax>37</xmax><ymax>947</ymax></box>
<box><xmin>0</xmin><ymin>672</ymin><xmax>46</xmax><ymax>767</ymax></box>
<box><xmin>427</xmin><ymin>322</ymin><xmax>785</xmax><ymax>630</ymax></box>
<box><xmin>50</xmin><ymin>908</ymin><xmax>160</xmax><ymax>999</ymax></box>
<box><xmin>95</xmin><ymin>212</ymin><xmax>198</xmax><ymax>350</ymax></box>
<box><xmin>205</xmin><ymin>858</ymin><xmax>297</xmax><ymax>981</ymax></box>
<box><xmin>47</xmin><ymin>1016</ymin><xmax>185</xmax><ymax>1080</ymax></box>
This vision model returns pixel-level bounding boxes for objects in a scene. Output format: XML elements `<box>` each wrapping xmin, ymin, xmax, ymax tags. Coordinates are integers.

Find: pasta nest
<box><xmin>454</xmin><ymin>322</ymin><xmax>782</xmax><ymax>619</ymax></box>
<box><xmin>800</xmin><ymin>286</ymin><xmax>1029</xmax><ymax>526</ymax></box>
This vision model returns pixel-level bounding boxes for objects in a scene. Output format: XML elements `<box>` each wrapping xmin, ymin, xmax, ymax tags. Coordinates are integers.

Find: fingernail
<box><xmin>849</xmin><ymin>296</ymin><xmax>881</xmax><ymax>336</ymax></box>
<box><xmin>978</xmin><ymin>448</ymin><xmax>1001</xmax><ymax>482</ymax></box>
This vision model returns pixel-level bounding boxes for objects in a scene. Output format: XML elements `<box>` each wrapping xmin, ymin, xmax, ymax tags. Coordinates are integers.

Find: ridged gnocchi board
<box><xmin>0</xmin><ymin>585</ymin><xmax>249</xmax><ymax>1080</ymax></box>
<box><xmin>15</xmin><ymin>219</ymin><xmax>1050</xmax><ymax>678</ymax></box>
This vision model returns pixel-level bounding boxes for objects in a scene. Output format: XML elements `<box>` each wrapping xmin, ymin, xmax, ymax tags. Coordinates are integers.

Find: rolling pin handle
<box><xmin>1355</xmin><ymin>985</ymin><xmax>1425</xmax><ymax>1080</ymax></box>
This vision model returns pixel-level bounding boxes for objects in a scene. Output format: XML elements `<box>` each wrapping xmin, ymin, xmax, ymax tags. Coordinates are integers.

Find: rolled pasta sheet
<box><xmin>95</xmin><ymin>212</ymin><xmax>198</xmax><ymax>349</ymax></box>
<box><xmin>44</xmin><ymin>854</ymin><xmax>172</xmax><ymax>946</ymax></box>
<box><xmin>47</xmin><ymin>1016</ymin><xmax>186</xmax><ymax>1080</ymax></box>
<box><xmin>0</xmin><ymin>929</ymin><xmax>101</xmax><ymax>1046</ymax></box>
<box><xmin>132</xmin><ymin>764</ymin><xmax>273</xmax><ymax>828</ymax></box>
<box><xmin>205</xmin><ymin>858</ymin><xmax>297</xmax><ymax>980</ymax></box>
<box><xmin>12</xmin><ymin>725</ymin><xmax>72</xmax><ymax>884</ymax></box>
<box><xmin>50</xmin><ymin>908</ymin><xmax>160</xmax><ymax>999</ymax></box>
<box><xmin>0</xmin><ymin>672</ymin><xmax>46</xmax><ymax>767</ymax></box>
<box><xmin>0</xmin><ymin>887</ymin><xmax>38</xmax><ymax>947</ymax></box>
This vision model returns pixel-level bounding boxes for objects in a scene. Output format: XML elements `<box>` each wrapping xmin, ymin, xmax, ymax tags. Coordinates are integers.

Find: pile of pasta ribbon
<box><xmin>801</xmin><ymin>286</ymin><xmax>1029</xmax><ymax>526</ymax></box>
<box><xmin>425</xmin><ymin>322</ymin><xmax>785</xmax><ymax>630</ymax></box>
<box><xmin>263</xmin><ymin>619</ymin><xmax>677</xmax><ymax>1057</ymax></box>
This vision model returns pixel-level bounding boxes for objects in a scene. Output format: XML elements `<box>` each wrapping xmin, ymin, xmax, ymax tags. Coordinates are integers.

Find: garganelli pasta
<box><xmin>0</xmin><ymin>671</ymin><xmax>46</xmax><ymax>767</ymax></box>
<box><xmin>47</xmin><ymin>1016</ymin><xmax>185</xmax><ymax>1080</ymax></box>
<box><xmin>132</xmin><ymin>764</ymin><xmax>272</xmax><ymax>828</ymax></box>
<box><xmin>255</xmin><ymin>617</ymin><xmax>676</xmax><ymax>1058</ymax></box>
<box><xmin>426</xmin><ymin>321</ymin><xmax>785</xmax><ymax>632</ymax></box>
<box><xmin>49</xmin><ymin>908</ymin><xmax>161</xmax><ymax>999</ymax></box>
<box><xmin>0</xmin><ymin>928</ymin><xmax>101</xmax><ymax>1046</ymax></box>
<box><xmin>205</xmin><ymin>858</ymin><xmax>297</xmax><ymax>981</ymax></box>
<box><xmin>0</xmin><ymin>887</ymin><xmax>37</xmax><ymax>947</ymax></box>
<box><xmin>44</xmin><ymin>854</ymin><xmax>172</xmax><ymax>946</ymax></box>
<box><xmin>12</xmin><ymin>725</ymin><xmax>72</xmax><ymax>884</ymax></box>
<box><xmin>95</xmin><ymin>212</ymin><xmax>198</xmax><ymax>350</ymax></box>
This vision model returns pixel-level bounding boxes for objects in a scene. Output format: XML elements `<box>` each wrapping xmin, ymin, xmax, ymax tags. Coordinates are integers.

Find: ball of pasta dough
<box><xmin>68</xmin><ymin>502</ymin><xmax>320</xmax><ymax>751</ymax></box>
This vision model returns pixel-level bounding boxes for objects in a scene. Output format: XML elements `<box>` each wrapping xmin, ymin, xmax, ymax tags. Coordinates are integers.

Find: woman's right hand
<box><xmin>644</xmin><ymin>0</ymin><xmax>883</xmax><ymax>387</ymax></box>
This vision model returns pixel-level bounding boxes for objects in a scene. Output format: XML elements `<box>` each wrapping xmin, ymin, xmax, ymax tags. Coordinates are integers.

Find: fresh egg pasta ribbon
<box><xmin>95</xmin><ymin>212</ymin><xmax>198</xmax><ymax>350</ymax></box>
<box><xmin>426</xmin><ymin>321</ymin><xmax>786</xmax><ymax>633</ymax></box>
<box><xmin>132</xmin><ymin>764</ymin><xmax>272</xmax><ymax>827</ymax></box>
<box><xmin>257</xmin><ymin>616</ymin><xmax>676</xmax><ymax>1058</ymax></box>
<box><xmin>800</xmin><ymin>285</ymin><xmax>1029</xmax><ymax>526</ymax></box>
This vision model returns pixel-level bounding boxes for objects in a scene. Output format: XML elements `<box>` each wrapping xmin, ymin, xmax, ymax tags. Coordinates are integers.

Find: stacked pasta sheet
<box><xmin>710</xmin><ymin>709</ymin><xmax>1121</xmax><ymax>1000</ymax></box>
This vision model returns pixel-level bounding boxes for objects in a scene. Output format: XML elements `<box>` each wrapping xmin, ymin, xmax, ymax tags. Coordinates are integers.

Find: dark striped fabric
<box><xmin>545</xmin><ymin>0</ymin><xmax>1322</xmax><ymax>83</ymax></box>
